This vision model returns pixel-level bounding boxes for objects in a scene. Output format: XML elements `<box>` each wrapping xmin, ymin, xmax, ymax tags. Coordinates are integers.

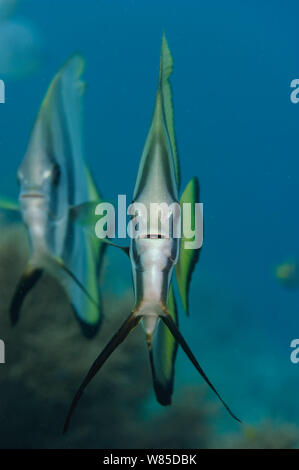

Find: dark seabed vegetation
<box><xmin>0</xmin><ymin>223</ymin><xmax>213</xmax><ymax>448</ymax></box>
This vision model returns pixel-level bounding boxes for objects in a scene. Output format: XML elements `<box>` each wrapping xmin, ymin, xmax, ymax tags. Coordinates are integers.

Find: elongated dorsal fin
<box><xmin>34</xmin><ymin>53</ymin><xmax>85</xmax><ymax>147</ymax></box>
<box><xmin>133</xmin><ymin>34</ymin><xmax>179</xmax><ymax>204</ymax></box>
<box><xmin>22</xmin><ymin>54</ymin><xmax>87</xmax><ymax>205</ymax></box>
<box><xmin>159</xmin><ymin>33</ymin><xmax>180</xmax><ymax>190</ymax></box>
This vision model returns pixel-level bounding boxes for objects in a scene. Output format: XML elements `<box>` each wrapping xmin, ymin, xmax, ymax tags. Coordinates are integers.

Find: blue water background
<box><xmin>1</xmin><ymin>0</ymin><xmax>299</xmax><ymax>432</ymax></box>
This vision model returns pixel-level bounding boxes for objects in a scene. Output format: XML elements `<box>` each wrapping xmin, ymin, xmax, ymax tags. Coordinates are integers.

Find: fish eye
<box><xmin>52</xmin><ymin>163</ymin><xmax>61</xmax><ymax>186</ymax></box>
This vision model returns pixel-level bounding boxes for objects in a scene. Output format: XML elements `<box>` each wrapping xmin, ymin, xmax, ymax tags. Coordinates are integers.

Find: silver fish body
<box><xmin>63</xmin><ymin>35</ymin><xmax>240</xmax><ymax>433</ymax></box>
<box><xmin>130</xmin><ymin>235</ymin><xmax>178</xmax><ymax>333</ymax></box>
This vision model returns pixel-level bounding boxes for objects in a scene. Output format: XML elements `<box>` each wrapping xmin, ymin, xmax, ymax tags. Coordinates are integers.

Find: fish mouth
<box><xmin>138</xmin><ymin>234</ymin><xmax>169</xmax><ymax>240</ymax></box>
<box><xmin>20</xmin><ymin>192</ymin><xmax>45</xmax><ymax>199</ymax></box>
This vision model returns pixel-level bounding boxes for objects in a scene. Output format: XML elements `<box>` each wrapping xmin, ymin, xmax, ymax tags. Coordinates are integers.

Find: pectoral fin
<box><xmin>0</xmin><ymin>197</ymin><xmax>21</xmax><ymax>223</ymax></box>
<box><xmin>149</xmin><ymin>284</ymin><xmax>178</xmax><ymax>405</ymax></box>
<box><xmin>160</xmin><ymin>313</ymin><xmax>241</xmax><ymax>423</ymax></box>
<box><xmin>63</xmin><ymin>311</ymin><xmax>141</xmax><ymax>433</ymax></box>
<box><xmin>175</xmin><ymin>177</ymin><xmax>201</xmax><ymax>315</ymax></box>
<box><xmin>0</xmin><ymin>197</ymin><xmax>19</xmax><ymax>212</ymax></box>
<box><xmin>97</xmin><ymin>238</ymin><xmax>130</xmax><ymax>256</ymax></box>
<box><xmin>10</xmin><ymin>264</ymin><xmax>44</xmax><ymax>325</ymax></box>
<box><xmin>69</xmin><ymin>201</ymin><xmax>99</xmax><ymax>226</ymax></box>
<box><xmin>70</xmin><ymin>202</ymin><xmax>130</xmax><ymax>257</ymax></box>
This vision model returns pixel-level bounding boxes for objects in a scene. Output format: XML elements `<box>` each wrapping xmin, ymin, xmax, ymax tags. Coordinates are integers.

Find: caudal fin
<box><xmin>160</xmin><ymin>313</ymin><xmax>241</xmax><ymax>423</ymax></box>
<box><xmin>63</xmin><ymin>311</ymin><xmax>141</xmax><ymax>433</ymax></box>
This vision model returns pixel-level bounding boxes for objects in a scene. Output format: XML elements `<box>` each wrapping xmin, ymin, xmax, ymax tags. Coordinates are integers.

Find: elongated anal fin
<box><xmin>10</xmin><ymin>265</ymin><xmax>44</xmax><ymax>325</ymax></box>
<box><xmin>149</xmin><ymin>284</ymin><xmax>178</xmax><ymax>405</ymax></box>
<box><xmin>175</xmin><ymin>177</ymin><xmax>201</xmax><ymax>315</ymax></box>
<box><xmin>70</xmin><ymin>202</ymin><xmax>130</xmax><ymax>256</ymax></box>
<box><xmin>160</xmin><ymin>313</ymin><xmax>241</xmax><ymax>423</ymax></box>
<box><xmin>63</xmin><ymin>311</ymin><xmax>141</xmax><ymax>433</ymax></box>
<box><xmin>0</xmin><ymin>197</ymin><xmax>19</xmax><ymax>212</ymax></box>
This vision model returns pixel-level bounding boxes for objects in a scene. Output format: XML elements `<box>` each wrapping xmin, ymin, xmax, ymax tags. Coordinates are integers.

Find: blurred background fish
<box><xmin>1</xmin><ymin>55</ymin><xmax>106</xmax><ymax>337</ymax></box>
<box><xmin>275</xmin><ymin>260</ymin><xmax>299</xmax><ymax>289</ymax></box>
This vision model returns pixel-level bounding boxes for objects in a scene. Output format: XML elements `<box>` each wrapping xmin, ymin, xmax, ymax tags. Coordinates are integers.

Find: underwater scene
<box><xmin>0</xmin><ymin>0</ymin><xmax>299</xmax><ymax>450</ymax></box>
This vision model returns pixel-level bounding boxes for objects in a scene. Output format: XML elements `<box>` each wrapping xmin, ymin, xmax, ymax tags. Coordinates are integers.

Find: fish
<box><xmin>0</xmin><ymin>54</ymin><xmax>105</xmax><ymax>337</ymax></box>
<box><xmin>63</xmin><ymin>34</ymin><xmax>240</xmax><ymax>432</ymax></box>
<box><xmin>275</xmin><ymin>260</ymin><xmax>299</xmax><ymax>289</ymax></box>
